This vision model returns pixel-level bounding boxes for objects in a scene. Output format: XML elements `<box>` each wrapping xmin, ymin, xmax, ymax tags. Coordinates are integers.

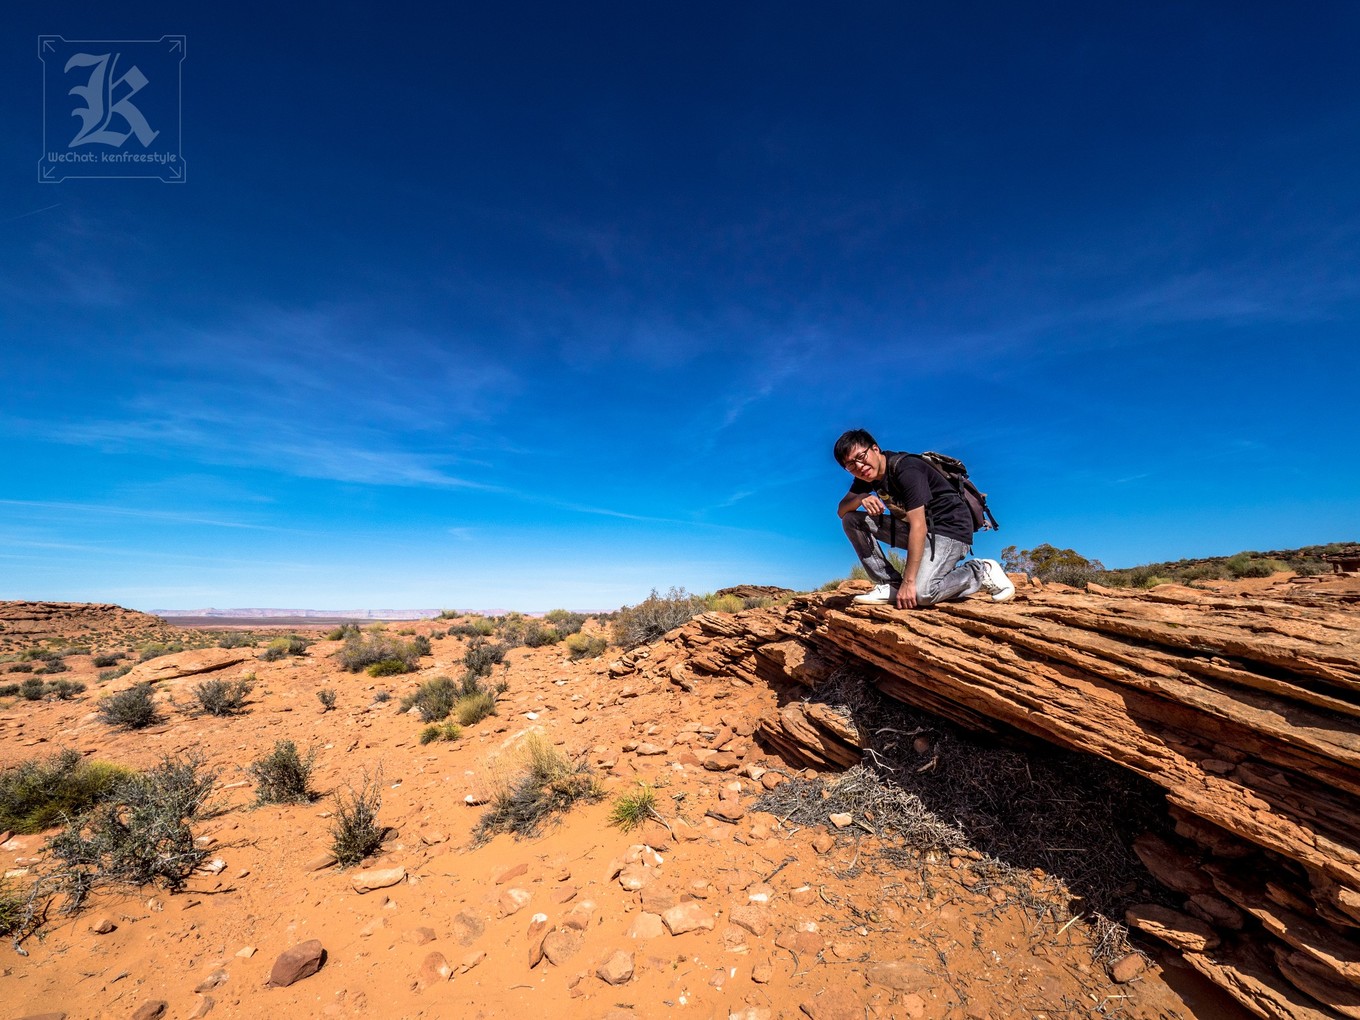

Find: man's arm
<box><xmin>896</xmin><ymin>505</ymin><xmax>927</xmax><ymax>609</ymax></box>
<box><xmin>838</xmin><ymin>490</ymin><xmax>884</xmax><ymax>518</ymax></box>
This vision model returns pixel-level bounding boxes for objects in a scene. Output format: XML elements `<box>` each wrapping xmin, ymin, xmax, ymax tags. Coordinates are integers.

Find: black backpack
<box><xmin>906</xmin><ymin>451</ymin><xmax>1000</xmax><ymax>533</ymax></box>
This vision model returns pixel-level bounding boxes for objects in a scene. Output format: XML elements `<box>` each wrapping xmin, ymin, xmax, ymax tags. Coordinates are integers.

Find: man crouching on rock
<box><xmin>834</xmin><ymin>428</ymin><xmax>1014</xmax><ymax>609</ymax></box>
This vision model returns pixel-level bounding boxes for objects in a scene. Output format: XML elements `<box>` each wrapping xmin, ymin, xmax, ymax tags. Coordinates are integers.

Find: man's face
<box><xmin>843</xmin><ymin>443</ymin><xmax>886</xmax><ymax>483</ymax></box>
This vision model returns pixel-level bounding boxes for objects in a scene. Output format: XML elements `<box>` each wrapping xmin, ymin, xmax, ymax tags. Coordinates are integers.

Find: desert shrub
<box><xmin>522</xmin><ymin>622</ymin><xmax>560</xmax><ymax>647</ymax></box>
<box><xmin>1177</xmin><ymin>562</ymin><xmax>1228</xmax><ymax>582</ymax></box>
<box><xmin>50</xmin><ymin>679</ymin><xmax>86</xmax><ymax>700</ymax></box>
<box><xmin>335</xmin><ymin>633</ymin><xmax>424</xmax><ymax>674</ymax></box>
<box><xmin>330</xmin><ymin>775</ymin><xmax>384</xmax><ymax>866</ymax></box>
<box><xmin>611</xmin><ymin>587</ymin><xmax>707</xmax><ymax>649</ymax></box>
<box><xmin>364</xmin><ymin>658</ymin><xmax>406</xmax><ymax>677</ymax></box>
<box><xmin>19</xmin><ymin>649</ymin><xmax>60</xmax><ymax>662</ymax></box>
<box><xmin>1225</xmin><ymin>553</ymin><xmax>1287</xmax><ymax>579</ymax></box>
<box><xmin>192</xmin><ymin>677</ymin><xmax>254</xmax><ymax>717</ymax></box>
<box><xmin>317</xmin><ymin>688</ymin><xmax>337</xmax><ymax>711</ymax></box>
<box><xmin>435</xmin><ymin>609</ymin><xmax>460</xmax><ymax>620</ymax></box>
<box><xmin>1289</xmin><ymin>558</ymin><xmax>1327</xmax><ymax>577</ymax></box>
<box><xmin>216</xmin><ymin>632</ymin><xmax>255</xmax><ymax>649</ymax></box>
<box><xmin>138</xmin><ymin>642</ymin><xmax>184</xmax><ymax>663</ymax></box>
<box><xmin>419</xmin><ymin>722</ymin><xmax>462</xmax><ymax>745</ymax></box>
<box><xmin>326</xmin><ymin>623</ymin><xmax>361</xmax><ymax>641</ymax></box>
<box><xmin>91</xmin><ymin>653</ymin><xmax>123</xmax><ymax>668</ymax></box>
<box><xmin>564</xmin><ymin>633</ymin><xmax>608</xmax><ymax>660</ymax></box>
<box><xmin>491</xmin><ymin>612</ymin><xmax>527</xmax><ymax>647</ymax></box>
<box><xmin>704</xmin><ymin>593</ymin><xmax>744</xmax><ymax>613</ymax></box>
<box><xmin>20</xmin><ymin>677</ymin><xmax>46</xmax><ymax>701</ymax></box>
<box><xmin>260</xmin><ymin>635</ymin><xmax>310</xmax><ymax>661</ymax></box>
<box><xmin>98</xmin><ymin>664</ymin><xmax>133</xmax><ymax>682</ymax></box>
<box><xmin>454</xmin><ymin>690</ymin><xmax>497</xmax><ymax>726</ymax></box>
<box><xmin>36</xmin><ymin>660</ymin><xmax>69</xmax><ymax>675</ymax></box>
<box><xmin>97</xmin><ymin>684</ymin><xmax>160</xmax><ymax>729</ymax></box>
<box><xmin>47</xmin><ymin>754</ymin><xmax>218</xmax><ymax>912</ymax></box>
<box><xmin>7</xmin><ymin>663</ymin><xmax>34</xmax><ymax>674</ymax></box>
<box><xmin>0</xmin><ymin>880</ymin><xmax>37</xmax><ymax>941</ymax></box>
<box><xmin>742</xmin><ymin>595</ymin><xmax>775</xmax><ymax>609</ymax></box>
<box><xmin>544</xmin><ymin>610</ymin><xmax>587</xmax><ymax>637</ymax></box>
<box><xmin>1042</xmin><ymin>563</ymin><xmax>1104</xmax><ymax>589</ymax></box>
<box><xmin>62</xmin><ymin>646</ymin><xmax>91</xmax><ymax>657</ymax></box>
<box><xmin>402</xmin><ymin>675</ymin><xmax>457</xmax><ymax>722</ymax></box>
<box><xmin>448</xmin><ymin>618</ymin><xmax>495</xmax><ymax>638</ymax></box>
<box><xmin>474</xmin><ymin>736</ymin><xmax>603</xmax><ymax>842</ymax></box>
<box><xmin>608</xmin><ymin>784</ymin><xmax>657</xmax><ymax>832</ymax></box>
<box><xmin>463</xmin><ymin>637</ymin><xmax>508</xmax><ymax>678</ymax></box>
<box><xmin>0</xmin><ymin>749</ymin><xmax>134</xmax><ymax>834</ymax></box>
<box><xmin>372</xmin><ymin>690</ymin><xmax>391</xmax><ymax>703</ymax></box>
<box><xmin>0</xmin><ymin>684</ymin><xmax>19</xmax><ymax>697</ymax></box>
<box><xmin>248</xmin><ymin>740</ymin><xmax>315</xmax><ymax>804</ymax></box>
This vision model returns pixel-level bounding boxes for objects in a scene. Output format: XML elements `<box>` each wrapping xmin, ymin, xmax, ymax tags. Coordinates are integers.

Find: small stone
<box><xmin>634</xmin><ymin>743</ymin><xmax>665</xmax><ymax>756</ymax></box>
<box><xmin>202</xmin><ymin>858</ymin><xmax>227</xmax><ymax>875</ymax></box>
<box><xmin>459</xmin><ymin>949</ymin><xmax>486</xmax><ymax>973</ymax></box>
<box><xmin>351</xmin><ymin>866</ymin><xmax>405</xmax><ymax>893</ymax></box>
<box><xmin>828</xmin><ymin>813</ymin><xmax>853</xmax><ymax>829</ymax></box>
<box><xmin>760</xmin><ymin>772</ymin><xmax>786</xmax><ymax>790</ymax></box>
<box><xmin>419</xmin><ymin>829</ymin><xmax>447</xmax><ymax>846</ymax></box>
<box><xmin>406</xmin><ymin>926</ymin><xmax>437</xmax><ymax>945</ymax></box>
<box><xmin>661</xmin><ymin>902</ymin><xmax>716</xmax><ymax>935</ymax></box>
<box><xmin>193</xmin><ymin>970</ymin><xmax>228</xmax><ymax>992</ymax></box>
<box><xmin>596</xmin><ymin>949</ymin><xmax>635</xmax><ymax>985</ymax></box>
<box><xmin>304</xmin><ymin>853</ymin><xmax>337</xmax><ymax>872</ymax></box>
<box><xmin>752</xmin><ymin>963</ymin><xmax>774</xmax><ymax>983</ymax></box>
<box><xmin>730</xmin><ymin>905</ymin><xmax>769</xmax><ymax>936</ymax></box>
<box><xmin>235</xmin><ymin>946</ymin><xmax>256</xmax><ymax>958</ymax></box>
<box><xmin>542</xmin><ymin>928</ymin><xmax>584</xmax><ymax>965</ymax></box>
<box><xmin>496</xmin><ymin>862</ymin><xmax>529</xmax><ymax>884</ymax></box>
<box><xmin>706</xmin><ymin>803</ymin><xmax>745</xmax><ymax>824</ymax></box>
<box><xmin>417</xmin><ymin>951</ymin><xmax>452</xmax><ymax>986</ymax></box>
<box><xmin>131</xmin><ymin>1003</ymin><xmax>167</xmax><ymax>1020</ymax></box>
<box><xmin>187</xmin><ymin>995</ymin><xmax>216</xmax><ymax>1019</ymax></box>
<box><xmin>268</xmin><ymin>939</ymin><xmax>326</xmax><ymax>987</ymax></box>
<box><xmin>499</xmin><ymin>887</ymin><xmax>531</xmax><ymax>916</ymax></box>
<box><xmin>627</xmin><ymin>912</ymin><xmax>666</xmax><ymax>939</ymax></box>
<box><xmin>1110</xmin><ymin>953</ymin><xmax>1147</xmax><ymax>983</ymax></box>
<box><xmin>90</xmin><ymin>917</ymin><xmax>116</xmax><ymax>934</ymax></box>
<box><xmin>811</xmin><ymin>833</ymin><xmax>835</xmax><ymax>854</ymax></box>
<box><xmin>618</xmin><ymin>865</ymin><xmax>650</xmax><ymax>891</ymax></box>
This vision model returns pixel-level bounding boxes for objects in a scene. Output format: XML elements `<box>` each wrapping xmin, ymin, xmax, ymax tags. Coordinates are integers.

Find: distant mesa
<box><xmin>152</xmin><ymin>608</ymin><xmax>449</xmax><ymax>621</ymax></box>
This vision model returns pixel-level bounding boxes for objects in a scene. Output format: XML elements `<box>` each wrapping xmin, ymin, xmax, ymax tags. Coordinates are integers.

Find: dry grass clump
<box><xmin>259</xmin><ymin>635</ymin><xmax>311</xmax><ymax>661</ymax></box>
<box><xmin>334</xmin><ymin>632</ymin><xmax>427</xmax><ymax>675</ymax></box>
<box><xmin>565</xmin><ymin>632</ymin><xmax>608</xmax><ymax>660</ymax></box>
<box><xmin>46</xmin><ymin>754</ymin><xmax>219</xmax><ymax>913</ymax></box>
<box><xmin>402</xmin><ymin>675</ymin><xmax>458</xmax><ymax>722</ymax></box>
<box><xmin>419</xmin><ymin>721</ymin><xmax>462</xmax><ymax>744</ymax></box>
<box><xmin>454</xmin><ymin>689</ymin><xmax>497</xmax><ymax>726</ymax></box>
<box><xmin>474</xmin><ymin>735</ymin><xmax>603</xmax><ymax>842</ymax></box>
<box><xmin>611</xmin><ymin>587</ymin><xmax>707</xmax><ymax>648</ymax></box>
<box><xmin>330</xmin><ymin>774</ymin><xmax>385</xmax><ymax>866</ymax></box>
<box><xmin>248</xmin><ymin>740</ymin><xmax>315</xmax><ymax>804</ymax></box>
<box><xmin>0</xmin><ymin>749</ymin><xmax>134</xmax><ymax>835</ymax></box>
<box><xmin>608</xmin><ymin>783</ymin><xmax>658</xmax><ymax>832</ymax></box>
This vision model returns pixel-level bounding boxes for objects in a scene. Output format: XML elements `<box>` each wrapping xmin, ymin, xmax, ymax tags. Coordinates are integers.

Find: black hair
<box><xmin>833</xmin><ymin>428</ymin><xmax>877</xmax><ymax>467</ymax></box>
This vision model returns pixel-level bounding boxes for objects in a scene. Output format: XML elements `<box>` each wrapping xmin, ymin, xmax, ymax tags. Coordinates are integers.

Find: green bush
<box><xmin>522</xmin><ymin>622</ymin><xmax>560</xmax><ymax>647</ymax></box>
<box><xmin>7</xmin><ymin>663</ymin><xmax>34</xmax><ymax>674</ymax></box>
<box><xmin>611</xmin><ymin>587</ymin><xmax>706</xmax><ymax>649</ymax></box>
<box><xmin>192</xmin><ymin>677</ymin><xmax>254</xmax><ymax>717</ymax></box>
<box><xmin>20</xmin><ymin>677</ymin><xmax>46</xmax><ymax>701</ymax></box>
<box><xmin>98</xmin><ymin>664</ymin><xmax>133</xmax><ymax>682</ymax></box>
<box><xmin>0</xmin><ymin>749</ymin><xmax>134</xmax><ymax>834</ymax></box>
<box><xmin>260</xmin><ymin>635</ymin><xmax>311</xmax><ymax>661</ymax></box>
<box><xmin>326</xmin><ymin>623</ymin><xmax>361</xmax><ymax>641</ymax></box>
<box><xmin>705</xmin><ymin>594</ymin><xmax>744</xmax><ymax>613</ymax></box>
<box><xmin>335</xmin><ymin>633</ymin><xmax>426</xmax><ymax>674</ymax></box>
<box><xmin>50</xmin><ymin>679</ymin><xmax>86</xmax><ymax>700</ymax></box>
<box><xmin>19</xmin><ymin>649</ymin><xmax>60</xmax><ymax>662</ymax></box>
<box><xmin>216</xmin><ymin>632</ymin><xmax>255</xmax><ymax>649</ymax></box>
<box><xmin>330</xmin><ymin>775</ymin><xmax>384</xmax><ymax>866</ymax></box>
<box><xmin>544</xmin><ymin>610</ymin><xmax>586</xmax><ymax>637</ymax></box>
<box><xmin>97</xmin><ymin>684</ymin><xmax>160</xmax><ymax>729</ymax></box>
<box><xmin>0</xmin><ymin>684</ymin><xmax>19</xmax><ymax>697</ymax></box>
<box><xmin>493</xmin><ymin>613</ymin><xmax>528</xmax><ymax>647</ymax></box>
<box><xmin>463</xmin><ymin>638</ymin><xmax>508</xmax><ymax>678</ymax></box>
<box><xmin>454</xmin><ymin>690</ymin><xmax>497</xmax><ymax>726</ymax></box>
<box><xmin>448</xmin><ymin>618</ymin><xmax>495</xmax><ymax>638</ymax></box>
<box><xmin>564</xmin><ymin>633</ymin><xmax>608</xmax><ymax>660</ymax></box>
<box><xmin>366</xmin><ymin>658</ymin><xmax>410</xmax><ymax>677</ymax></box>
<box><xmin>317</xmin><ymin>688</ymin><xmax>337</xmax><ymax>711</ymax></box>
<box><xmin>36</xmin><ymin>660</ymin><xmax>69</xmax><ymax>675</ymax></box>
<box><xmin>46</xmin><ymin>754</ymin><xmax>218</xmax><ymax>912</ymax></box>
<box><xmin>248</xmin><ymin>740</ymin><xmax>315</xmax><ymax>804</ymax></box>
<box><xmin>92</xmin><ymin>653</ymin><xmax>123</xmax><ymax>668</ymax></box>
<box><xmin>1226</xmin><ymin>553</ymin><xmax>1287</xmax><ymax>579</ymax></box>
<box><xmin>419</xmin><ymin>722</ymin><xmax>462</xmax><ymax>744</ymax></box>
<box><xmin>401</xmin><ymin>676</ymin><xmax>458</xmax><ymax>722</ymax></box>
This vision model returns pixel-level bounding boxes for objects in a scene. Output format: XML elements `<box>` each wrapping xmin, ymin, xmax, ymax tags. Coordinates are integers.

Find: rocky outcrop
<box><xmin>0</xmin><ymin>601</ymin><xmax>178</xmax><ymax>646</ymax></box>
<box><xmin>615</xmin><ymin>578</ymin><xmax>1360</xmax><ymax>1020</ymax></box>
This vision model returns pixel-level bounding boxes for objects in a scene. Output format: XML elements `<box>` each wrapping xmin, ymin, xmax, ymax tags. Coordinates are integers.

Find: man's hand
<box><xmin>895</xmin><ymin>578</ymin><xmax>918</xmax><ymax>610</ymax></box>
<box><xmin>860</xmin><ymin>494</ymin><xmax>885</xmax><ymax>514</ymax></box>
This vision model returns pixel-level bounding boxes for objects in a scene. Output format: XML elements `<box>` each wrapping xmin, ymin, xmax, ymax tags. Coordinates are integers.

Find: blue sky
<box><xmin>2</xmin><ymin>2</ymin><xmax>1358</xmax><ymax>611</ymax></box>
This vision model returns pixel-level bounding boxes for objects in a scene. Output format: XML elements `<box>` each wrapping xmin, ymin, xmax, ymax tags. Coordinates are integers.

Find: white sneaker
<box><xmin>853</xmin><ymin>583</ymin><xmax>896</xmax><ymax>604</ymax></box>
<box><xmin>976</xmin><ymin>560</ymin><xmax>1016</xmax><ymax>603</ymax></box>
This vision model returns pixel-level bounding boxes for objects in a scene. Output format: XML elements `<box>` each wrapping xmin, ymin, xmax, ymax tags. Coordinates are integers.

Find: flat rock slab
<box><xmin>351</xmin><ymin>866</ymin><xmax>406</xmax><ymax>893</ymax></box>
<box><xmin>124</xmin><ymin>648</ymin><xmax>255</xmax><ymax>684</ymax></box>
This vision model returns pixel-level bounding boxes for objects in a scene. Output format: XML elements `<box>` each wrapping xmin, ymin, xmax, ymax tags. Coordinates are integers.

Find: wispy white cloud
<box><xmin>0</xmin><ymin>498</ymin><xmax>289</xmax><ymax>531</ymax></box>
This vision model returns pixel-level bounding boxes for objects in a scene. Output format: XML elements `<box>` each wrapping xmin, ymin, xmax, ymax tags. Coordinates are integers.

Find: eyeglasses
<box><xmin>845</xmin><ymin>447</ymin><xmax>876</xmax><ymax>469</ymax></box>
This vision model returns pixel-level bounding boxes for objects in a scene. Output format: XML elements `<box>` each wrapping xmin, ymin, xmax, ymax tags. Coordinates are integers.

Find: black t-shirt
<box><xmin>848</xmin><ymin>451</ymin><xmax>974</xmax><ymax>543</ymax></box>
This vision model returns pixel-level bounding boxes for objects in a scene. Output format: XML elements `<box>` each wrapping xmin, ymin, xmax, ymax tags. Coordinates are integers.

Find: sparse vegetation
<box><xmin>98</xmin><ymin>664</ymin><xmax>133</xmax><ymax>682</ymax></box>
<box><xmin>401</xmin><ymin>675</ymin><xmax>458</xmax><ymax>722</ymax></box>
<box><xmin>611</xmin><ymin>587</ymin><xmax>707</xmax><ymax>649</ymax></box>
<box><xmin>317</xmin><ymin>688</ymin><xmax>337</xmax><ymax>711</ymax></box>
<box><xmin>330</xmin><ymin>774</ymin><xmax>385</xmax><ymax>866</ymax></box>
<box><xmin>704</xmin><ymin>593</ymin><xmax>744</xmax><ymax>614</ymax></box>
<box><xmin>447</xmin><ymin>618</ymin><xmax>495</xmax><ymax>638</ymax></box>
<box><xmin>454</xmin><ymin>690</ymin><xmax>497</xmax><ymax>726</ymax></box>
<box><xmin>92</xmin><ymin>653</ymin><xmax>124</xmax><ymax>668</ymax></box>
<box><xmin>46</xmin><ymin>754</ymin><xmax>219</xmax><ymax>913</ymax></box>
<box><xmin>0</xmin><ymin>749</ymin><xmax>134</xmax><ymax>835</ymax></box>
<box><xmin>522</xmin><ymin>621</ymin><xmax>560</xmax><ymax>647</ymax></box>
<box><xmin>565</xmin><ymin>632</ymin><xmax>608</xmax><ymax>660</ymax></box>
<box><xmin>474</xmin><ymin>735</ymin><xmax>603</xmax><ymax>842</ymax></box>
<box><xmin>365</xmin><ymin>658</ymin><xmax>410</xmax><ymax>677</ymax></box>
<box><xmin>326</xmin><ymin>623</ymin><xmax>361</xmax><ymax>641</ymax></box>
<box><xmin>544</xmin><ymin>609</ymin><xmax>587</xmax><ymax>636</ymax></box>
<box><xmin>260</xmin><ymin>635</ymin><xmax>311</xmax><ymax>661</ymax></box>
<box><xmin>192</xmin><ymin>677</ymin><xmax>254</xmax><ymax>716</ymax></box>
<box><xmin>608</xmin><ymin>783</ymin><xmax>658</xmax><ymax>832</ymax></box>
<box><xmin>335</xmin><ymin>632</ymin><xmax>427</xmax><ymax>675</ymax></box>
<box><xmin>216</xmin><ymin>632</ymin><xmax>256</xmax><ymax>649</ymax></box>
<box><xmin>97</xmin><ymin>684</ymin><xmax>160</xmax><ymax>729</ymax></box>
<box><xmin>463</xmin><ymin>637</ymin><xmax>508</xmax><ymax>677</ymax></box>
<box><xmin>248</xmin><ymin>740</ymin><xmax>315</xmax><ymax>804</ymax></box>
<box><xmin>419</xmin><ymin>721</ymin><xmax>462</xmax><ymax>744</ymax></box>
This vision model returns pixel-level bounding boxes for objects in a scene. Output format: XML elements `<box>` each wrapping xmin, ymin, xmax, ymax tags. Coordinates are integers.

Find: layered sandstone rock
<box><xmin>616</xmin><ymin>578</ymin><xmax>1360</xmax><ymax>1020</ymax></box>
